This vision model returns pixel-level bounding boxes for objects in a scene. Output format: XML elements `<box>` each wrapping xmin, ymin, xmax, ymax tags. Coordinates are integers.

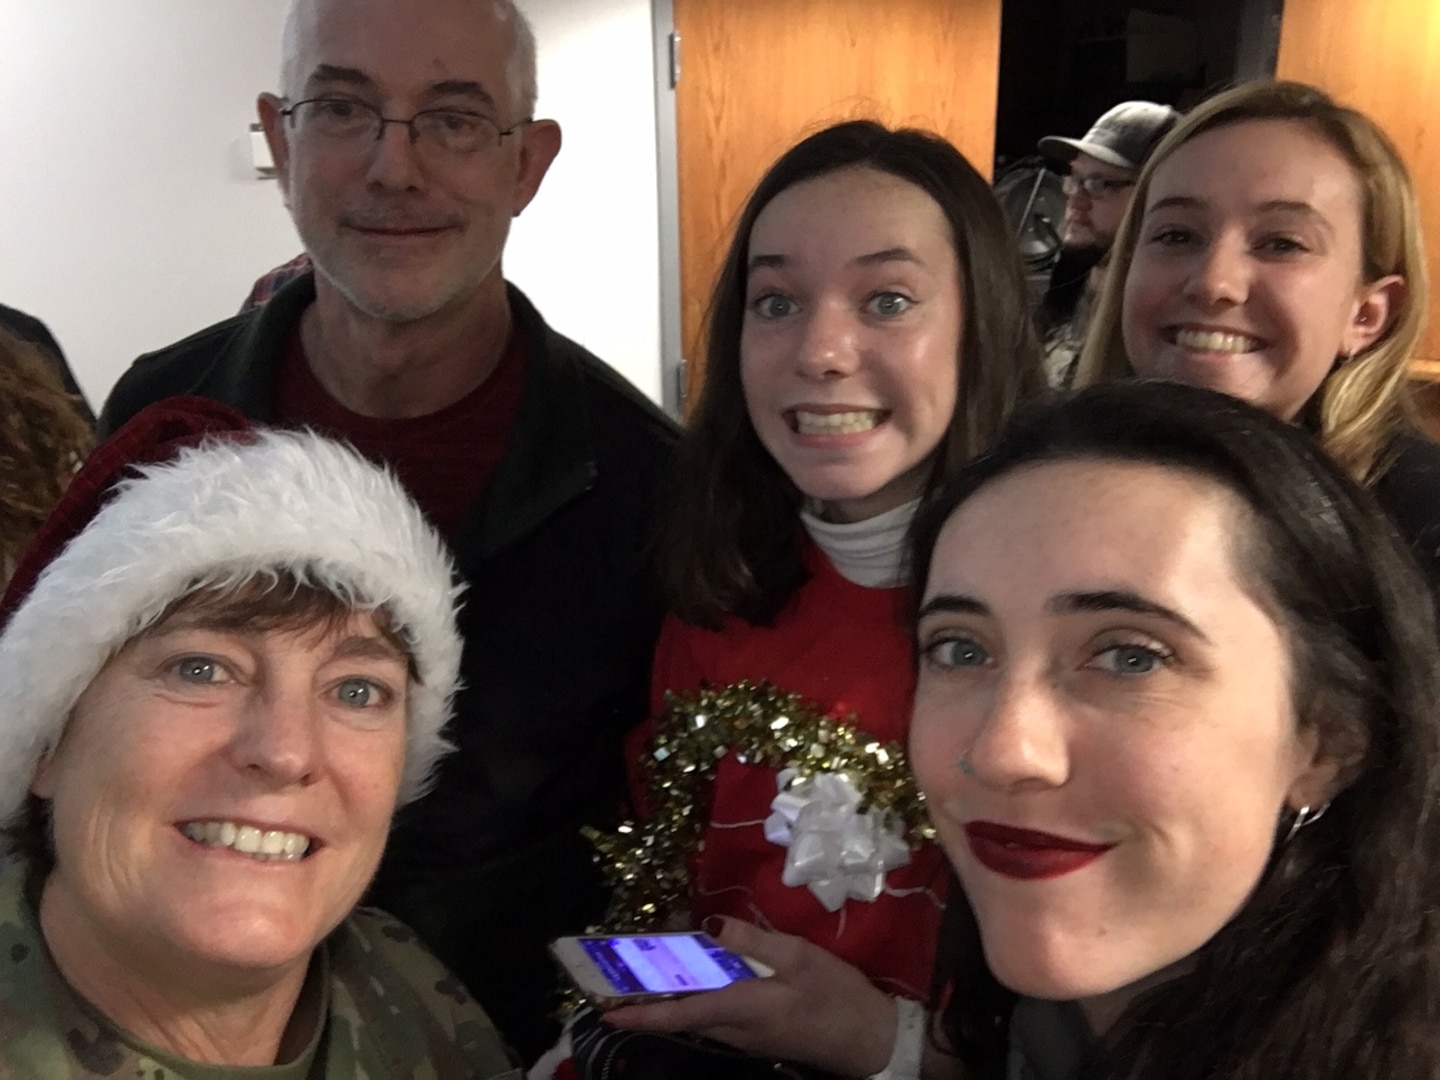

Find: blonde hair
<box><xmin>1075</xmin><ymin>80</ymin><xmax>1429</xmax><ymax>483</ymax></box>
<box><xmin>0</xmin><ymin>330</ymin><xmax>91</xmax><ymax>577</ymax></box>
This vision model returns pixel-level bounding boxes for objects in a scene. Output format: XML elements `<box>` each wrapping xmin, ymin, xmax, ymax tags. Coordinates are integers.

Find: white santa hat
<box><xmin>0</xmin><ymin>397</ymin><xmax>464</xmax><ymax>826</ymax></box>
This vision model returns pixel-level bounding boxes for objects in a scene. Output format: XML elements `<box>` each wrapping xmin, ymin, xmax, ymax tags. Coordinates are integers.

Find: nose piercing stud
<box><xmin>956</xmin><ymin>755</ymin><xmax>974</xmax><ymax>775</ymax></box>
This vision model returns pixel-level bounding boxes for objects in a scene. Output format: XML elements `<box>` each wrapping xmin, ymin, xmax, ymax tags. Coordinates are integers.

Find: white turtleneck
<box><xmin>799</xmin><ymin>499</ymin><xmax>919</xmax><ymax>589</ymax></box>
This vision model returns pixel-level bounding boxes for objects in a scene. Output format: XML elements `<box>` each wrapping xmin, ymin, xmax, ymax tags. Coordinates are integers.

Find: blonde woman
<box><xmin>1074</xmin><ymin>80</ymin><xmax>1440</xmax><ymax>584</ymax></box>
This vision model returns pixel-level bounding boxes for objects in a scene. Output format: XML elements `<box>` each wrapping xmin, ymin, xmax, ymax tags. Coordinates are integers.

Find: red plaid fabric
<box><xmin>241</xmin><ymin>252</ymin><xmax>314</xmax><ymax>311</ymax></box>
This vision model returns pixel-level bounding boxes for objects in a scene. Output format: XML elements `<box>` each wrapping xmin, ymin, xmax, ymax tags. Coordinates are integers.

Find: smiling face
<box><xmin>31</xmin><ymin>604</ymin><xmax>410</xmax><ymax>995</ymax></box>
<box><xmin>739</xmin><ymin>166</ymin><xmax>963</xmax><ymax>523</ymax></box>
<box><xmin>258</xmin><ymin>0</ymin><xmax>558</xmax><ymax>323</ymax></box>
<box><xmin>910</xmin><ymin>459</ymin><xmax>1340</xmax><ymax>1027</ymax></box>
<box><xmin>1121</xmin><ymin>119</ymin><xmax>1399</xmax><ymax>421</ymax></box>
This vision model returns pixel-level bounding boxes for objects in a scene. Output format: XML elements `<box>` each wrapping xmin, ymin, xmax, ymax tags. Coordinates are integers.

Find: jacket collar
<box><xmin>217</xmin><ymin>273</ymin><xmax>598</xmax><ymax>559</ymax></box>
<box><xmin>459</xmin><ymin>283</ymin><xmax>598</xmax><ymax>559</ymax></box>
<box><xmin>204</xmin><ymin>272</ymin><xmax>318</xmax><ymax>419</ymax></box>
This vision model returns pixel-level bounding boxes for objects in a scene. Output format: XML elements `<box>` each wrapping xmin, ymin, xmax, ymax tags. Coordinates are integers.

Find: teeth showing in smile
<box><xmin>180</xmin><ymin>821</ymin><xmax>311</xmax><ymax>861</ymax></box>
<box><xmin>1172</xmin><ymin>328</ymin><xmax>1263</xmax><ymax>354</ymax></box>
<box><xmin>793</xmin><ymin>410</ymin><xmax>881</xmax><ymax>436</ymax></box>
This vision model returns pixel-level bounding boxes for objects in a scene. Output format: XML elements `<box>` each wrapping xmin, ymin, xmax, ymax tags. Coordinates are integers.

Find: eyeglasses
<box><xmin>1062</xmin><ymin>174</ymin><xmax>1136</xmax><ymax>199</ymax></box>
<box><xmin>280</xmin><ymin>98</ymin><xmax>528</xmax><ymax>155</ymax></box>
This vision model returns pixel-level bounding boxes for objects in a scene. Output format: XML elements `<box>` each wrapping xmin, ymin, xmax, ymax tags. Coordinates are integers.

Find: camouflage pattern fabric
<box><xmin>0</xmin><ymin>861</ymin><xmax>520</xmax><ymax>1078</ymax></box>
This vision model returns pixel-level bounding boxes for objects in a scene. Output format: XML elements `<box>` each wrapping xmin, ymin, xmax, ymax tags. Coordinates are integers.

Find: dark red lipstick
<box><xmin>964</xmin><ymin>821</ymin><xmax>1114</xmax><ymax>880</ymax></box>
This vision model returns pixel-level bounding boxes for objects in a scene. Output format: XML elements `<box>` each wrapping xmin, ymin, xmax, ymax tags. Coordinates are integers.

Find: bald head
<box><xmin>279</xmin><ymin>0</ymin><xmax>538</xmax><ymax>119</ymax></box>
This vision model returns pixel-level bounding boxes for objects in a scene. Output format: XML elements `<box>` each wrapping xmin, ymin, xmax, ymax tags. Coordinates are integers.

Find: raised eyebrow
<box><xmin>852</xmin><ymin>247</ymin><xmax>925</xmax><ymax>269</ymax></box>
<box><xmin>916</xmin><ymin>593</ymin><xmax>990</xmax><ymax>621</ymax></box>
<box><xmin>747</xmin><ymin>247</ymin><xmax>925</xmax><ymax>277</ymax></box>
<box><xmin>1049</xmin><ymin>590</ymin><xmax>1210</xmax><ymax>644</ymax></box>
<box><xmin>747</xmin><ymin>253</ymin><xmax>787</xmax><ymax>275</ymax></box>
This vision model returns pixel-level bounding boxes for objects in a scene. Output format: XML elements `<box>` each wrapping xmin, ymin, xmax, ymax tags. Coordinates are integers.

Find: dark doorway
<box><xmin>992</xmin><ymin>0</ymin><xmax>1283</xmax><ymax>287</ymax></box>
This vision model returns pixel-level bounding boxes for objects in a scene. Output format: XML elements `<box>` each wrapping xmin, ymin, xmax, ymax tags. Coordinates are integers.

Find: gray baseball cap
<box><xmin>1039</xmin><ymin>101</ymin><xmax>1182</xmax><ymax>170</ymax></box>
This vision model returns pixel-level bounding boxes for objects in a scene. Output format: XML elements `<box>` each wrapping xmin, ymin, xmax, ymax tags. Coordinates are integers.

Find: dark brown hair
<box><xmin>913</xmin><ymin>380</ymin><xmax>1440</xmax><ymax>1079</ymax></box>
<box><xmin>0</xmin><ymin>329</ymin><xmax>91</xmax><ymax>579</ymax></box>
<box><xmin>659</xmin><ymin>120</ymin><xmax>1045</xmax><ymax>627</ymax></box>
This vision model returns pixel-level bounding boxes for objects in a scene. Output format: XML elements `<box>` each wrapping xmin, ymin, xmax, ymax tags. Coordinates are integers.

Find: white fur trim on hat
<box><xmin>0</xmin><ymin>429</ymin><xmax>464</xmax><ymax>826</ymax></box>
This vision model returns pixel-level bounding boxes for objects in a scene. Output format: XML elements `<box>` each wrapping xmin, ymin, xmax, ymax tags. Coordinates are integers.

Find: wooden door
<box><xmin>1276</xmin><ymin>0</ymin><xmax>1440</xmax><ymax>367</ymax></box>
<box><xmin>673</xmin><ymin>0</ymin><xmax>1004</xmax><ymax>406</ymax></box>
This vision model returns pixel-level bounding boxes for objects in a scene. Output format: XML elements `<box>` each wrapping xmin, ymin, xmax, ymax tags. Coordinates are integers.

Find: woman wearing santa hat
<box><xmin>0</xmin><ymin>398</ymin><xmax>517</xmax><ymax>1077</ymax></box>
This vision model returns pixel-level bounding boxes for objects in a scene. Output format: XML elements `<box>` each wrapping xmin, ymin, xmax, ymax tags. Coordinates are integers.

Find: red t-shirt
<box><xmin>274</xmin><ymin>326</ymin><xmax>527</xmax><ymax>539</ymax></box>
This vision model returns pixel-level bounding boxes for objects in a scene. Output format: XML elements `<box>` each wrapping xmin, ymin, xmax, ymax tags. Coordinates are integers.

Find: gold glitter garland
<box><xmin>586</xmin><ymin>679</ymin><xmax>935</xmax><ymax>931</ymax></box>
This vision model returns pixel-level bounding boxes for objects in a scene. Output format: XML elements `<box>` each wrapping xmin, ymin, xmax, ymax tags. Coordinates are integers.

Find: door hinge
<box><xmin>669</xmin><ymin>31</ymin><xmax>682</xmax><ymax>88</ymax></box>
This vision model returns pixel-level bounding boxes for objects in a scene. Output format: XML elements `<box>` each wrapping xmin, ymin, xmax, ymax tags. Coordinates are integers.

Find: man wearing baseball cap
<box><xmin>1038</xmin><ymin>100</ymin><xmax>1181</xmax><ymax>385</ymax></box>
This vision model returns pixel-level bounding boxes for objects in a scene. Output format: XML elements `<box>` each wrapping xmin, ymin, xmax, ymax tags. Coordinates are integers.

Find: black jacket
<box><xmin>99</xmin><ymin>274</ymin><xmax>679</xmax><ymax>1060</ymax></box>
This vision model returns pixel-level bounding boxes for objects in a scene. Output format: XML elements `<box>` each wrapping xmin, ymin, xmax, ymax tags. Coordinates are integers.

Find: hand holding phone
<box><xmin>593</xmin><ymin>919</ymin><xmax>910</xmax><ymax>1077</ymax></box>
<box><xmin>550</xmin><ymin>931</ymin><xmax>772</xmax><ymax>1009</ymax></box>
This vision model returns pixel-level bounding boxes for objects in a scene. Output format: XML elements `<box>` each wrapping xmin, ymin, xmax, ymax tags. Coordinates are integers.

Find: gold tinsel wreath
<box><xmin>585</xmin><ymin>679</ymin><xmax>936</xmax><ymax>931</ymax></box>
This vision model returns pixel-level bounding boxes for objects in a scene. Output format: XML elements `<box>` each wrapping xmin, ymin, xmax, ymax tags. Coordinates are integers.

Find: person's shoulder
<box><xmin>98</xmin><ymin>313</ymin><xmax>255</xmax><ymax>436</ymax></box>
<box><xmin>558</xmin><ymin>330</ymin><xmax>679</xmax><ymax>445</ymax></box>
<box><xmin>1376</xmin><ymin>430</ymin><xmax>1440</xmax><ymax>508</ymax></box>
<box><xmin>1386</xmin><ymin>428</ymin><xmax>1440</xmax><ymax>469</ymax></box>
<box><xmin>133</xmin><ymin>311</ymin><xmax>255</xmax><ymax>378</ymax></box>
<box><xmin>328</xmin><ymin>908</ymin><xmax>520</xmax><ymax>1079</ymax></box>
<box><xmin>0</xmin><ymin>867</ymin><xmax>87</xmax><ymax>1076</ymax></box>
<box><xmin>510</xmin><ymin>287</ymin><xmax>678</xmax><ymax>448</ymax></box>
<box><xmin>99</xmin><ymin>274</ymin><xmax>312</xmax><ymax>436</ymax></box>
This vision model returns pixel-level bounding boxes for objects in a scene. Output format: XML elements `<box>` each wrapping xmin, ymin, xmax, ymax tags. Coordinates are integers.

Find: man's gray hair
<box><xmin>279</xmin><ymin>0</ymin><xmax>538</xmax><ymax>119</ymax></box>
<box><xmin>504</xmin><ymin>1</ymin><xmax>539</xmax><ymax>119</ymax></box>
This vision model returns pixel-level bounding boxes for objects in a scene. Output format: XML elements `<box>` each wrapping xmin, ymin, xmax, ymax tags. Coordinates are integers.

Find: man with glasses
<box><xmin>97</xmin><ymin>0</ymin><xmax>677</xmax><ymax>1063</ymax></box>
<box><xmin>1037</xmin><ymin>100</ymin><xmax>1180</xmax><ymax>386</ymax></box>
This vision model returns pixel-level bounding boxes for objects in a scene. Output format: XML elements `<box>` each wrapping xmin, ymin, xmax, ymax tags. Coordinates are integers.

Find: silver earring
<box><xmin>956</xmin><ymin>755</ymin><xmax>974</xmax><ymax>775</ymax></box>
<box><xmin>1284</xmin><ymin>803</ymin><xmax>1329</xmax><ymax>843</ymax></box>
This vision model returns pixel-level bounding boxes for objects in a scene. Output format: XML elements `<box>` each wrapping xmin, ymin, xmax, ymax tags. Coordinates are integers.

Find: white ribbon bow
<box><xmin>763</xmin><ymin>767</ymin><xmax>911</xmax><ymax>912</ymax></box>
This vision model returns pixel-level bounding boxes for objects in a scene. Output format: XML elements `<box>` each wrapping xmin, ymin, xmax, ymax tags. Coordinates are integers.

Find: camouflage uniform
<box><xmin>0</xmin><ymin>861</ymin><xmax>520</xmax><ymax>1078</ymax></box>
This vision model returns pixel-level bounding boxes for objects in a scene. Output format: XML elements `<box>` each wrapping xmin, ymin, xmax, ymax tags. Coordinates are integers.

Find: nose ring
<box><xmin>956</xmin><ymin>755</ymin><xmax>974</xmax><ymax>775</ymax></box>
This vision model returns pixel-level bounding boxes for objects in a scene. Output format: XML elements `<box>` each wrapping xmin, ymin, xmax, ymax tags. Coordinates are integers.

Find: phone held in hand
<box><xmin>550</xmin><ymin>931</ymin><xmax>772</xmax><ymax>1009</ymax></box>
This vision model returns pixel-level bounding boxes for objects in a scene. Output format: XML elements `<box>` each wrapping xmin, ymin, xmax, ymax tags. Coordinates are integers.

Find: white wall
<box><xmin>509</xmin><ymin>0</ymin><xmax>663</xmax><ymax>403</ymax></box>
<box><xmin>0</xmin><ymin>0</ymin><xmax>663</xmax><ymax>411</ymax></box>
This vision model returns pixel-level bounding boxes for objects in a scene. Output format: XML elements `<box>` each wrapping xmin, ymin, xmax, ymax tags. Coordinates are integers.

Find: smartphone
<box><xmin>550</xmin><ymin>931</ymin><xmax>771</xmax><ymax>1008</ymax></box>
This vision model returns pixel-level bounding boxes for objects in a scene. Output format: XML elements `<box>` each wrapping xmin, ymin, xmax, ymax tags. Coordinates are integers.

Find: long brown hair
<box><xmin>660</xmin><ymin>120</ymin><xmax>1045</xmax><ymax>628</ymax></box>
<box><xmin>1076</xmin><ymin>80</ymin><xmax>1428</xmax><ymax>483</ymax></box>
<box><xmin>915</xmin><ymin>381</ymin><xmax>1440</xmax><ymax>1079</ymax></box>
<box><xmin>0</xmin><ymin>329</ymin><xmax>92</xmax><ymax>578</ymax></box>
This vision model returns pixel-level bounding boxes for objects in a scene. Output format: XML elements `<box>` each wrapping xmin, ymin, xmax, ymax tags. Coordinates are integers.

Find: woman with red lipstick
<box><xmin>0</xmin><ymin>400</ymin><xmax>518</xmax><ymax>1076</ymax></box>
<box><xmin>909</xmin><ymin>379</ymin><xmax>1440</xmax><ymax>1079</ymax></box>
<box><xmin>554</xmin><ymin>121</ymin><xmax>1043</xmax><ymax>1079</ymax></box>
<box><xmin>1073</xmin><ymin>81</ymin><xmax>1440</xmax><ymax>590</ymax></box>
